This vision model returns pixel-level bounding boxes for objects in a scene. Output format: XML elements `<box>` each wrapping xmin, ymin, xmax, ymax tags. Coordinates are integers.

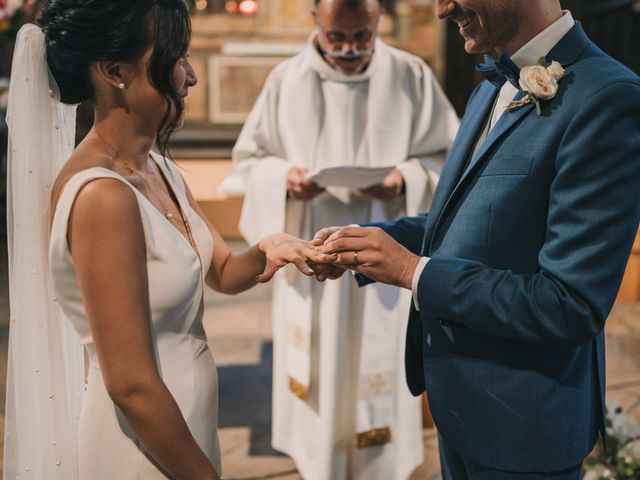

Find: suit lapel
<box><xmin>420</xmin><ymin>83</ymin><xmax>498</xmax><ymax>254</ymax></box>
<box><xmin>455</xmin><ymin>89</ymin><xmax>534</xmax><ymax>188</ymax></box>
<box><xmin>425</xmin><ymin>23</ymin><xmax>591</xmax><ymax>254</ymax></box>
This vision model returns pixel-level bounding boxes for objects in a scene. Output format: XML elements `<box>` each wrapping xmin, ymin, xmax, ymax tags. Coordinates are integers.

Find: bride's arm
<box><xmin>183</xmin><ymin>181</ymin><xmax>334</xmax><ymax>294</ymax></box>
<box><xmin>68</xmin><ymin>178</ymin><xmax>219</xmax><ymax>480</ymax></box>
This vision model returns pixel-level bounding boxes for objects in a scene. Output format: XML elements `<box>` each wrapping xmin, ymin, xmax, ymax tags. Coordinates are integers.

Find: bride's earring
<box><xmin>117</xmin><ymin>82</ymin><xmax>125</xmax><ymax>90</ymax></box>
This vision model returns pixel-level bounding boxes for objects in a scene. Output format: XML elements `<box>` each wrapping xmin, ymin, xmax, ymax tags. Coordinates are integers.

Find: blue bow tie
<box><xmin>476</xmin><ymin>53</ymin><xmax>521</xmax><ymax>89</ymax></box>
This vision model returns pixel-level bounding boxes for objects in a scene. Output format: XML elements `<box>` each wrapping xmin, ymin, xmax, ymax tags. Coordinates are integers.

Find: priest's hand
<box><xmin>321</xmin><ymin>226</ymin><xmax>419</xmax><ymax>290</ymax></box>
<box><xmin>256</xmin><ymin>233</ymin><xmax>337</xmax><ymax>283</ymax></box>
<box><xmin>359</xmin><ymin>168</ymin><xmax>405</xmax><ymax>200</ymax></box>
<box><xmin>287</xmin><ymin>167</ymin><xmax>325</xmax><ymax>200</ymax></box>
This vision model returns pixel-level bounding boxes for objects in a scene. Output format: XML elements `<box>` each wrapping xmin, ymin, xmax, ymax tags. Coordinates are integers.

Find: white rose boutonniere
<box><xmin>520</xmin><ymin>66</ymin><xmax>558</xmax><ymax>100</ymax></box>
<box><xmin>507</xmin><ymin>57</ymin><xmax>565</xmax><ymax>115</ymax></box>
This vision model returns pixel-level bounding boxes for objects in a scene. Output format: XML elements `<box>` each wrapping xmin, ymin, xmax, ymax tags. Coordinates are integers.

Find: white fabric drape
<box><xmin>234</xmin><ymin>34</ymin><xmax>458</xmax><ymax>480</ymax></box>
<box><xmin>236</xmin><ymin>37</ymin><xmax>458</xmax><ymax>243</ymax></box>
<box><xmin>4</xmin><ymin>24</ymin><xmax>83</xmax><ymax>480</ymax></box>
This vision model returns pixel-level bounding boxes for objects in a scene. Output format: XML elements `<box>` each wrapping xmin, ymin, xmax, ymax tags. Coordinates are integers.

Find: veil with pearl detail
<box><xmin>3</xmin><ymin>24</ymin><xmax>84</xmax><ymax>479</ymax></box>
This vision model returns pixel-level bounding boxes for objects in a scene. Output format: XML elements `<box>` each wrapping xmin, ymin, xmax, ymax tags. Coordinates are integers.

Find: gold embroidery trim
<box><xmin>358</xmin><ymin>371</ymin><xmax>393</xmax><ymax>399</ymax></box>
<box><xmin>356</xmin><ymin>426</ymin><xmax>391</xmax><ymax>449</ymax></box>
<box><xmin>288</xmin><ymin>376</ymin><xmax>309</xmax><ymax>401</ymax></box>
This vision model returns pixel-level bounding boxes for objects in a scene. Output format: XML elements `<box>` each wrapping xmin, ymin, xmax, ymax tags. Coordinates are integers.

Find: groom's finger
<box><xmin>332</xmin><ymin>250</ymin><xmax>367</xmax><ymax>267</ymax></box>
<box><xmin>310</xmin><ymin>237</ymin><xmax>324</xmax><ymax>247</ymax></box>
<box><xmin>315</xmin><ymin>264</ymin><xmax>347</xmax><ymax>281</ymax></box>
<box><xmin>325</xmin><ymin>265</ymin><xmax>347</xmax><ymax>279</ymax></box>
<box><xmin>324</xmin><ymin>226</ymin><xmax>370</xmax><ymax>244</ymax></box>
<box><xmin>322</xmin><ymin>236</ymin><xmax>369</xmax><ymax>254</ymax></box>
<box><xmin>312</xmin><ymin>226</ymin><xmax>342</xmax><ymax>244</ymax></box>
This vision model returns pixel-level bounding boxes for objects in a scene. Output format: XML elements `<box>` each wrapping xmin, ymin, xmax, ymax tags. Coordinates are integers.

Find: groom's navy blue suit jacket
<box><xmin>364</xmin><ymin>24</ymin><xmax>640</xmax><ymax>472</ymax></box>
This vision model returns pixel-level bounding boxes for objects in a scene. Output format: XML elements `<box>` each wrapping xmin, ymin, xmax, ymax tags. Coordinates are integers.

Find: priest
<box><xmin>233</xmin><ymin>1</ymin><xmax>458</xmax><ymax>478</ymax></box>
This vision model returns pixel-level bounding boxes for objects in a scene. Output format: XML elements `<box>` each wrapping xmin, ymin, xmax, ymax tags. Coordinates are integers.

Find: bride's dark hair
<box><xmin>39</xmin><ymin>0</ymin><xmax>191</xmax><ymax>154</ymax></box>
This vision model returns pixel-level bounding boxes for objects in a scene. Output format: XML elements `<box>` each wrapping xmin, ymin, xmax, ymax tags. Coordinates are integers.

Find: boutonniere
<box><xmin>506</xmin><ymin>56</ymin><xmax>565</xmax><ymax>115</ymax></box>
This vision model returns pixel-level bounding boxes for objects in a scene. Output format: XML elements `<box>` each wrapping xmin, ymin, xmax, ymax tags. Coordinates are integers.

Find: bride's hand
<box><xmin>256</xmin><ymin>233</ymin><xmax>337</xmax><ymax>283</ymax></box>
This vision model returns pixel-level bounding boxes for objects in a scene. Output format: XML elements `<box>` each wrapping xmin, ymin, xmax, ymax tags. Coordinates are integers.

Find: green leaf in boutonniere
<box><xmin>507</xmin><ymin>57</ymin><xmax>565</xmax><ymax>116</ymax></box>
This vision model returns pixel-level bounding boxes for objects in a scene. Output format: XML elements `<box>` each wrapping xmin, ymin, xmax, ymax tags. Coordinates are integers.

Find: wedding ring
<box><xmin>353</xmin><ymin>251</ymin><xmax>359</xmax><ymax>265</ymax></box>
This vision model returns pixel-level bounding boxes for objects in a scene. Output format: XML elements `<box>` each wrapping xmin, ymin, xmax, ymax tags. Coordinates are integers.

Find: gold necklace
<box><xmin>92</xmin><ymin>130</ymin><xmax>175</xmax><ymax>220</ymax></box>
<box><xmin>91</xmin><ymin>130</ymin><xmax>196</xmax><ymax>251</ymax></box>
<box><xmin>120</xmin><ymin>157</ymin><xmax>175</xmax><ymax>221</ymax></box>
<box><xmin>91</xmin><ymin>129</ymin><xmax>204</xmax><ymax>296</ymax></box>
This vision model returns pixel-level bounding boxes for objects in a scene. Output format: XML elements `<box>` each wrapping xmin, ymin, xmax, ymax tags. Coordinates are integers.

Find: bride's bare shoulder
<box><xmin>51</xmin><ymin>142</ymin><xmax>118</xmax><ymax>209</ymax></box>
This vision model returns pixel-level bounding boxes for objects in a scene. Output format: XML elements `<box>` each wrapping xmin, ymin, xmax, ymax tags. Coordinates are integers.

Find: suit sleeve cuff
<box><xmin>412</xmin><ymin>256</ymin><xmax>430</xmax><ymax>311</ymax></box>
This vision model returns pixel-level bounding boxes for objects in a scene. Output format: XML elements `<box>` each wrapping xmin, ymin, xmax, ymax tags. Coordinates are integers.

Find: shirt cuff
<box><xmin>411</xmin><ymin>257</ymin><xmax>430</xmax><ymax>311</ymax></box>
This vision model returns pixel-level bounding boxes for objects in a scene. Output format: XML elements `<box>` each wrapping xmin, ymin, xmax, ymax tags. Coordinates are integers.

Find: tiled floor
<box><xmin>0</xmin><ymin>241</ymin><xmax>639</xmax><ymax>479</ymax></box>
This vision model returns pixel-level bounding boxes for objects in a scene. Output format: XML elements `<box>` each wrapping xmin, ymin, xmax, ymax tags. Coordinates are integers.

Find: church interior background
<box><xmin>0</xmin><ymin>0</ymin><xmax>638</xmax><ymax>478</ymax></box>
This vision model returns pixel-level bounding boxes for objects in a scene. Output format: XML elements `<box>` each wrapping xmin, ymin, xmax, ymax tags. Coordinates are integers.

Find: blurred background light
<box><xmin>238</xmin><ymin>0</ymin><xmax>258</xmax><ymax>15</ymax></box>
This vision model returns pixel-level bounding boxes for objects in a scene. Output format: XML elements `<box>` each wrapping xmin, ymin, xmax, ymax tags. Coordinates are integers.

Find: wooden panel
<box><xmin>176</xmin><ymin>159</ymin><xmax>233</xmax><ymax>199</ymax></box>
<box><xmin>199</xmin><ymin>197</ymin><xmax>244</xmax><ymax>240</ymax></box>
<box><xmin>421</xmin><ymin>392</ymin><xmax>434</xmax><ymax>429</ymax></box>
<box><xmin>618</xmin><ymin>229</ymin><xmax>640</xmax><ymax>303</ymax></box>
<box><xmin>184</xmin><ymin>55</ymin><xmax>209</xmax><ymax>123</ymax></box>
<box><xmin>176</xmin><ymin>159</ymin><xmax>244</xmax><ymax>240</ymax></box>
<box><xmin>208</xmin><ymin>55</ymin><xmax>283</xmax><ymax>124</ymax></box>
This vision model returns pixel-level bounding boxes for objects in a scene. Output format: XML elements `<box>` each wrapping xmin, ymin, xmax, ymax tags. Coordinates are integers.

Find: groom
<box><xmin>314</xmin><ymin>0</ymin><xmax>640</xmax><ymax>478</ymax></box>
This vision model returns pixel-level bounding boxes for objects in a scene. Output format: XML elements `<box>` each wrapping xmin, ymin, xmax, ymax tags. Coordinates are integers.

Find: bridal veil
<box><xmin>4</xmin><ymin>24</ymin><xmax>83</xmax><ymax>479</ymax></box>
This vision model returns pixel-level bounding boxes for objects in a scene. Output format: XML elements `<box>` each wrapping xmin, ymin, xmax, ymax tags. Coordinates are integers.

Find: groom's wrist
<box><xmin>398</xmin><ymin>253</ymin><xmax>421</xmax><ymax>290</ymax></box>
<box><xmin>411</xmin><ymin>257</ymin><xmax>430</xmax><ymax>311</ymax></box>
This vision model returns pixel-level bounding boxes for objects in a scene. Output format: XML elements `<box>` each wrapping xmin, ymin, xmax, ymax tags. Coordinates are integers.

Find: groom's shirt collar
<box><xmin>511</xmin><ymin>10</ymin><xmax>575</xmax><ymax>69</ymax></box>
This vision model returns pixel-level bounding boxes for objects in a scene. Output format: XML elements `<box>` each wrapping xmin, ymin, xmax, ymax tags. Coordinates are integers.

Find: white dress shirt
<box><xmin>411</xmin><ymin>11</ymin><xmax>575</xmax><ymax>310</ymax></box>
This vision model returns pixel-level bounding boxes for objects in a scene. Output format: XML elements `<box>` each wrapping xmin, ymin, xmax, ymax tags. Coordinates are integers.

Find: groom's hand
<box><xmin>311</xmin><ymin>225</ymin><xmax>347</xmax><ymax>247</ymax></box>
<box><xmin>310</xmin><ymin>225</ymin><xmax>353</xmax><ymax>281</ymax></box>
<box><xmin>321</xmin><ymin>226</ymin><xmax>419</xmax><ymax>290</ymax></box>
<box><xmin>309</xmin><ymin>262</ymin><xmax>347</xmax><ymax>282</ymax></box>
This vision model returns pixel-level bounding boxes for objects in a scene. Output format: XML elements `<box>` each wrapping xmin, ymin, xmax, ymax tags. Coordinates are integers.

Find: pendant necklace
<box><xmin>92</xmin><ymin>130</ymin><xmax>176</xmax><ymax>221</ymax></box>
<box><xmin>92</xmin><ymin>129</ymin><xmax>201</xmax><ymax>284</ymax></box>
<box><xmin>119</xmin><ymin>156</ymin><xmax>175</xmax><ymax>221</ymax></box>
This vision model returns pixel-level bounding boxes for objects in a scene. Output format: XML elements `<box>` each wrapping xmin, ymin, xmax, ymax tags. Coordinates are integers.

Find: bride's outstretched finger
<box><xmin>304</xmin><ymin>245</ymin><xmax>339</xmax><ymax>265</ymax></box>
<box><xmin>292</xmin><ymin>256</ymin><xmax>315</xmax><ymax>276</ymax></box>
<box><xmin>255</xmin><ymin>262</ymin><xmax>282</xmax><ymax>283</ymax></box>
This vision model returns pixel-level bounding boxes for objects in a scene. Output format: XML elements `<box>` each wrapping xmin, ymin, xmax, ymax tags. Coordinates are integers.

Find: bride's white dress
<box><xmin>48</xmin><ymin>154</ymin><xmax>221</xmax><ymax>479</ymax></box>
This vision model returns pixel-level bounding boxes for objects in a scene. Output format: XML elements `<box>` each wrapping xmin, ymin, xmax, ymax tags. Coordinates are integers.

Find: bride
<box><xmin>4</xmin><ymin>1</ymin><xmax>333</xmax><ymax>479</ymax></box>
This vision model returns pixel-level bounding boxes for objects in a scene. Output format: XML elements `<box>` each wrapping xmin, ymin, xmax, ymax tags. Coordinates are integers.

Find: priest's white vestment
<box><xmin>233</xmin><ymin>35</ymin><xmax>458</xmax><ymax>480</ymax></box>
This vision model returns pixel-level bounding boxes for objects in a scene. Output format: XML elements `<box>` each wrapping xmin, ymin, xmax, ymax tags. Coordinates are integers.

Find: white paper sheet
<box><xmin>306</xmin><ymin>165</ymin><xmax>395</xmax><ymax>190</ymax></box>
